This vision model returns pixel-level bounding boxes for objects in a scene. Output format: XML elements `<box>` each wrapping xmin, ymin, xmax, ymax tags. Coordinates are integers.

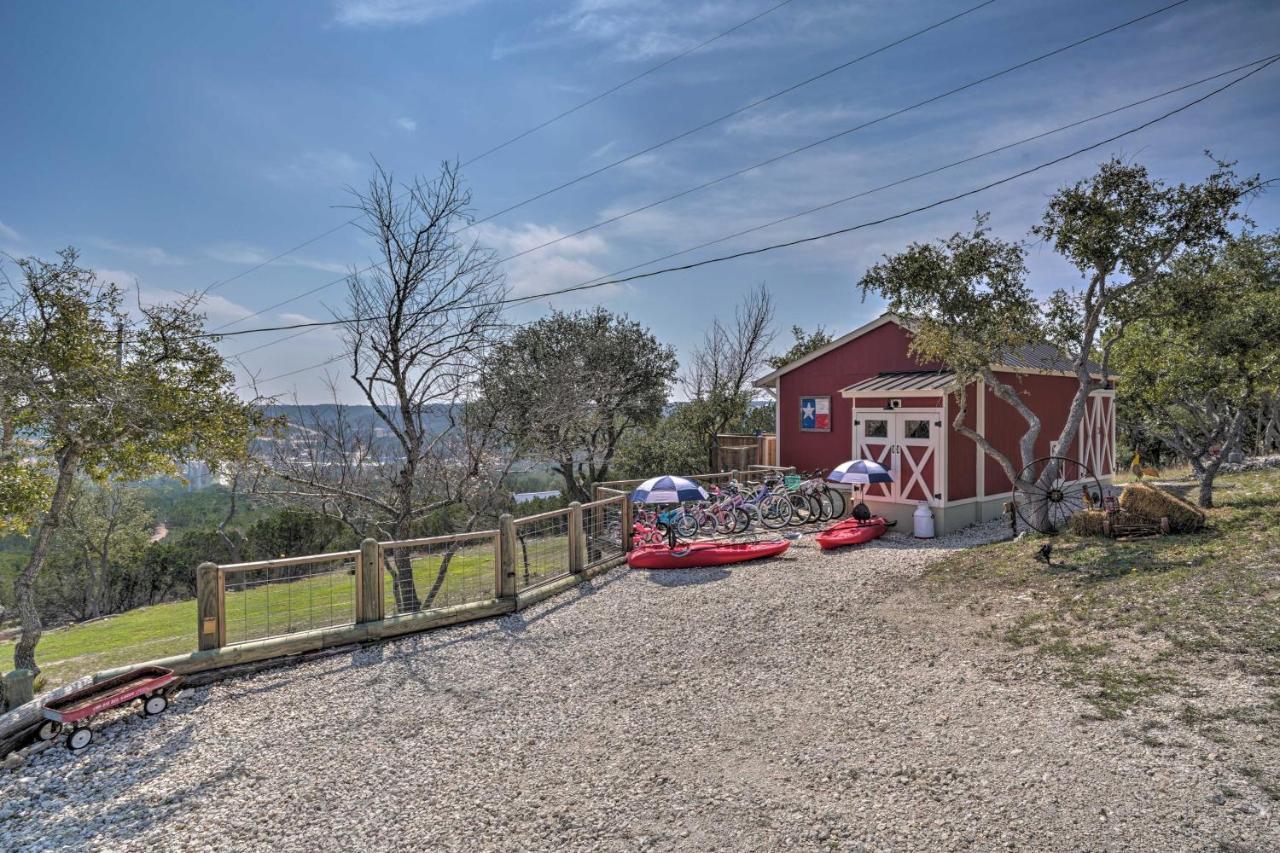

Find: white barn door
<box><xmin>854</xmin><ymin>410</ymin><xmax>941</xmax><ymax>504</ymax></box>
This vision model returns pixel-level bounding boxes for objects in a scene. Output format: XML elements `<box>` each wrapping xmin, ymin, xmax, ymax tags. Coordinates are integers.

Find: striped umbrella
<box><xmin>826</xmin><ymin>459</ymin><xmax>893</xmax><ymax>485</ymax></box>
<box><xmin>630</xmin><ymin>475</ymin><xmax>708</xmax><ymax>504</ymax></box>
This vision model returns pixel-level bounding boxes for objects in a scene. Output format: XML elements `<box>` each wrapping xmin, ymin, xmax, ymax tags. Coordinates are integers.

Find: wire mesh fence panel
<box><xmin>220</xmin><ymin>551</ymin><xmax>359</xmax><ymax>645</ymax></box>
<box><xmin>512</xmin><ymin>509</ymin><xmax>572</xmax><ymax>591</ymax></box>
<box><xmin>380</xmin><ymin>532</ymin><xmax>500</xmax><ymax>617</ymax></box>
<box><xmin>582</xmin><ymin>495</ymin><xmax>625</xmax><ymax>569</ymax></box>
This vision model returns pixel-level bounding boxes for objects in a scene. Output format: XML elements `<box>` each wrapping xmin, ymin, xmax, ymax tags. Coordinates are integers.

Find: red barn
<box><xmin>754</xmin><ymin>313</ymin><xmax>1116</xmax><ymax>533</ymax></box>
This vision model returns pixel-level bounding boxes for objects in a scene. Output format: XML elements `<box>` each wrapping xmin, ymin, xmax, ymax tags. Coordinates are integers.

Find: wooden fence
<box><xmin>7</xmin><ymin>466</ymin><xmax>785</xmax><ymax>721</ymax></box>
<box><xmin>195</xmin><ymin>499</ymin><xmax>629</xmax><ymax>659</ymax></box>
<box><xmin>714</xmin><ymin>433</ymin><xmax>778</xmax><ymax>470</ymax></box>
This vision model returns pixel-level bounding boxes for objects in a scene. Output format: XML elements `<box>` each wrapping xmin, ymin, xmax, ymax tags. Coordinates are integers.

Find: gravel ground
<box><xmin>2</xmin><ymin>519</ymin><xmax>1276</xmax><ymax>851</ymax></box>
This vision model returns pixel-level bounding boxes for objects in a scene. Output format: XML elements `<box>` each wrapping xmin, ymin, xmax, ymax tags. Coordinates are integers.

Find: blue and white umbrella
<box><xmin>827</xmin><ymin>459</ymin><xmax>893</xmax><ymax>485</ymax></box>
<box><xmin>630</xmin><ymin>475</ymin><xmax>708</xmax><ymax>504</ymax></box>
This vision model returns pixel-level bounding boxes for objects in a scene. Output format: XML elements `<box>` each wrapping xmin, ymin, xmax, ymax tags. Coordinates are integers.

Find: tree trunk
<box><xmin>13</xmin><ymin>446</ymin><xmax>80</xmax><ymax>673</ymax></box>
<box><xmin>391</xmin><ymin>551</ymin><xmax>419</xmax><ymax>613</ymax></box>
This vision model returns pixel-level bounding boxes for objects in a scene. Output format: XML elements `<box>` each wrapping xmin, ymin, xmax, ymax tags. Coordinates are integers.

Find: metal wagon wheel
<box><xmin>1013</xmin><ymin>456</ymin><xmax>1102</xmax><ymax>535</ymax></box>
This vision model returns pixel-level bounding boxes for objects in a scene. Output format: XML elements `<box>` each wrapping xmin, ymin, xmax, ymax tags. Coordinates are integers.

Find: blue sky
<box><xmin>3</xmin><ymin>0</ymin><xmax>1279</xmax><ymax>403</ymax></box>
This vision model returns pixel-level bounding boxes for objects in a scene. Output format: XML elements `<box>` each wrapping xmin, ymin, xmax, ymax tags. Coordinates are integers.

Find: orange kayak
<box><xmin>627</xmin><ymin>538</ymin><xmax>790</xmax><ymax>569</ymax></box>
<box><xmin>816</xmin><ymin>516</ymin><xmax>889</xmax><ymax>550</ymax></box>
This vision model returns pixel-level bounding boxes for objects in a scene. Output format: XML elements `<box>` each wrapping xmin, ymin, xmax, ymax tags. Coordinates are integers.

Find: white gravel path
<box><xmin>1</xmin><ymin>520</ymin><xmax>1275</xmax><ymax>851</ymax></box>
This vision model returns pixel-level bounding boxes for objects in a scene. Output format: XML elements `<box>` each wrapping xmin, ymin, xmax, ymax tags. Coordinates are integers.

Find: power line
<box><xmin>212</xmin><ymin>0</ymin><xmax>1000</xmax><ymax>332</ymax></box>
<box><xmin>199</xmin><ymin>0</ymin><xmax>802</xmax><ymax>299</ymax></box>
<box><xmin>468</xmin><ymin>0</ymin><xmax>1000</xmax><ymax>226</ymax></box>
<box><xmin>485</xmin><ymin>0</ymin><xmax>1191</xmax><ymax>265</ymax></box>
<box><xmin>462</xmin><ymin>0</ymin><xmax>803</xmax><ymax>167</ymax></box>
<box><xmin>231</xmin><ymin>50</ymin><xmax>1278</xmax><ymax>390</ymax></box>
<box><xmin>228</xmin><ymin>51</ymin><xmax>1277</xmax><ymax>362</ymax></box>
<box><xmin>219</xmin><ymin>0</ymin><xmax>1194</xmax><ymax>339</ymax></box>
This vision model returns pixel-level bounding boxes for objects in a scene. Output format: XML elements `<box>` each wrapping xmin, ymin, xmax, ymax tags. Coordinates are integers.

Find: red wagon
<box><xmin>38</xmin><ymin>665</ymin><xmax>180</xmax><ymax>751</ymax></box>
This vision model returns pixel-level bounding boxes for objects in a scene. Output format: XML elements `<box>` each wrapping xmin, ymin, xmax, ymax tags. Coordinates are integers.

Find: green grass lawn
<box><xmin>927</xmin><ymin>465</ymin><xmax>1280</xmax><ymax>726</ymax></box>
<box><xmin>3</xmin><ymin>544</ymin><xmax>506</xmax><ymax>693</ymax></box>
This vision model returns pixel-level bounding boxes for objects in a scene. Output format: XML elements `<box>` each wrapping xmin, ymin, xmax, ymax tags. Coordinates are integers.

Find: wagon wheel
<box><xmin>1013</xmin><ymin>456</ymin><xmax>1102</xmax><ymax>535</ymax></box>
<box><xmin>68</xmin><ymin>727</ymin><xmax>93</xmax><ymax>752</ymax></box>
<box><xmin>144</xmin><ymin>694</ymin><xmax>169</xmax><ymax>716</ymax></box>
<box><xmin>37</xmin><ymin>720</ymin><xmax>62</xmax><ymax>741</ymax></box>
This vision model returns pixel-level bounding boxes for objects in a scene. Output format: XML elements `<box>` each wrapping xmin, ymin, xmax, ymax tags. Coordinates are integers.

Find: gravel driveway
<box><xmin>1</xmin><ymin>520</ymin><xmax>1275</xmax><ymax>851</ymax></box>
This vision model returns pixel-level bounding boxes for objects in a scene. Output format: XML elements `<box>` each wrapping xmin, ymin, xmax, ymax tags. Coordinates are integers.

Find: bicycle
<box><xmin>725</xmin><ymin>479</ymin><xmax>793</xmax><ymax>530</ymax></box>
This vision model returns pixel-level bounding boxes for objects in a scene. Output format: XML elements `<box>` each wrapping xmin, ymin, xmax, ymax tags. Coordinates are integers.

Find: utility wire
<box><xmin>231</xmin><ymin>49</ymin><xmax>1278</xmax><ymax>389</ymax></box>
<box><xmin>468</xmin><ymin>0</ymin><xmax>999</xmax><ymax>226</ymax></box>
<box><xmin>484</xmin><ymin>0</ymin><xmax>1189</xmax><ymax>263</ymax></box>
<box><xmin>227</xmin><ymin>51</ymin><xmax>1277</xmax><ymax>361</ymax></box>
<box><xmin>199</xmin><ymin>0</ymin><xmax>802</xmax><ymax>299</ymax></box>
<box><xmin>215</xmin><ymin>0</ymin><xmax>1187</xmax><ymax>338</ymax></box>
<box><xmin>462</xmin><ymin>0</ymin><xmax>802</xmax><ymax>167</ymax></box>
<box><xmin>217</xmin><ymin>0</ymin><xmax>998</xmax><ymax>333</ymax></box>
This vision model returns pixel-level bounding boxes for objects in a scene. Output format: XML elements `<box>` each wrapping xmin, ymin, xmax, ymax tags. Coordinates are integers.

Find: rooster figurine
<box><xmin>1129</xmin><ymin>452</ymin><xmax>1160</xmax><ymax>480</ymax></box>
<box><xmin>1035</xmin><ymin>542</ymin><xmax>1054</xmax><ymax>567</ymax></box>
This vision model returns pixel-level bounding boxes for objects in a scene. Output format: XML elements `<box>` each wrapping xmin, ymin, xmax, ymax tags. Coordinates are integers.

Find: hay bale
<box><xmin>1068</xmin><ymin>509</ymin><xmax>1107</xmax><ymax>536</ymax></box>
<box><xmin>1118</xmin><ymin>482</ymin><xmax>1205</xmax><ymax>532</ymax></box>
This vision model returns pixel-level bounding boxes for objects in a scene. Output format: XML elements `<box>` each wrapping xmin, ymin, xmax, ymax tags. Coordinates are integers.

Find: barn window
<box><xmin>864</xmin><ymin>418</ymin><xmax>888</xmax><ymax>438</ymax></box>
<box><xmin>903</xmin><ymin>419</ymin><xmax>930</xmax><ymax>439</ymax></box>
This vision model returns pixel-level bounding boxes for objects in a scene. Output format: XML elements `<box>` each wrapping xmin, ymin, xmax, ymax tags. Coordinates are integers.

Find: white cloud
<box><xmin>477</xmin><ymin>222</ymin><xmax>618</xmax><ymax>301</ymax></box>
<box><xmin>332</xmin><ymin>0</ymin><xmax>484</xmax><ymax>27</ymax></box>
<box><xmin>205</xmin><ymin>242</ymin><xmax>348</xmax><ymax>275</ymax></box>
<box><xmin>91</xmin><ymin>237</ymin><xmax>186</xmax><ymax>266</ymax></box>
<box><xmin>396</xmin><ymin>116</ymin><xmax>418</xmax><ymax>132</ymax></box>
<box><xmin>93</xmin><ymin>267</ymin><xmax>141</xmax><ymax>289</ymax></box>
<box><xmin>265</xmin><ymin>148</ymin><xmax>362</xmax><ymax>187</ymax></box>
<box><xmin>0</xmin><ymin>220</ymin><xmax>21</xmax><ymax>242</ymax></box>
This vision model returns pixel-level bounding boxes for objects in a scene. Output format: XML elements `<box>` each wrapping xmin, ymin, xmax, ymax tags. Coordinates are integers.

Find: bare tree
<box><xmin>261</xmin><ymin>162</ymin><xmax>507</xmax><ymax>613</ymax></box>
<box><xmin>684</xmin><ymin>283</ymin><xmax>776</xmax><ymax>470</ymax></box>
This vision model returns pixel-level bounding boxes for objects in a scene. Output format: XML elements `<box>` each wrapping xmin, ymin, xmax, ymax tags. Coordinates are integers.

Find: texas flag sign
<box><xmin>800</xmin><ymin>396</ymin><xmax>831</xmax><ymax>431</ymax></box>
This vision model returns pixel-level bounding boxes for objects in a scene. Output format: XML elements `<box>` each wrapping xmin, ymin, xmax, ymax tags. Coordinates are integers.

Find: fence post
<box><xmin>568</xmin><ymin>501</ymin><xmax>585</xmax><ymax>573</ymax></box>
<box><xmin>357</xmin><ymin>538</ymin><xmax>383</xmax><ymax>624</ymax></box>
<box><xmin>3</xmin><ymin>669</ymin><xmax>34</xmax><ymax>710</ymax></box>
<box><xmin>621</xmin><ymin>494</ymin><xmax>633</xmax><ymax>551</ymax></box>
<box><xmin>498</xmin><ymin>513</ymin><xmax>517</xmax><ymax>599</ymax></box>
<box><xmin>196</xmin><ymin>561</ymin><xmax>222</xmax><ymax>651</ymax></box>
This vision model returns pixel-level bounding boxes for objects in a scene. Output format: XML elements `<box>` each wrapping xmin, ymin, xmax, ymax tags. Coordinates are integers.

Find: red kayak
<box><xmin>627</xmin><ymin>538</ymin><xmax>790</xmax><ymax>570</ymax></box>
<box><xmin>816</xmin><ymin>516</ymin><xmax>889</xmax><ymax>550</ymax></box>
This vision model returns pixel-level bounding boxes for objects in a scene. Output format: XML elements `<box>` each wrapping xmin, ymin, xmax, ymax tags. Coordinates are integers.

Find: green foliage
<box><xmin>743</xmin><ymin>401</ymin><xmax>776</xmax><ymax>434</ymax></box>
<box><xmin>3</xmin><ymin>250</ymin><xmax>261</xmax><ymax>484</ymax></box>
<box><xmin>38</xmin><ymin>479</ymin><xmax>154</xmax><ymax>622</ymax></box>
<box><xmin>859</xmin><ymin>158</ymin><xmax>1261</xmax><ymax>492</ymax></box>
<box><xmin>244</xmin><ymin>508</ymin><xmax>354</xmax><ymax>561</ymax></box>
<box><xmin>482</xmin><ymin>308</ymin><xmax>676</xmax><ymax>500</ymax></box>
<box><xmin>0</xmin><ymin>248</ymin><xmax>264</xmax><ymax>669</ymax></box>
<box><xmin>1110</xmin><ymin>231</ymin><xmax>1280</xmax><ymax>496</ymax></box>
<box><xmin>767</xmin><ymin>325</ymin><xmax>833</xmax><ymax>370</ymax></box>
<box><xmin>615</xmin><ymin>402</ymin><xmax>713</xmax><ymax>478</ymax></box>
<box><xmin>860</xmin><ymin>214</ymin><xmax>1038</xmax><ymax>382</ymax></box>
<box><xmin>141</xmin><ymin>481</ymin><xmax>244</xmax><ymax>533</ymax></box>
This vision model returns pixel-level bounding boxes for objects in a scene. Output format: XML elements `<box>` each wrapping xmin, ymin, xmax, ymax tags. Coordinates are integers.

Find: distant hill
<box><xmin>261</xmin><ymin>403</ymin><xmax>456</xmax><ymax>433</ymax></box>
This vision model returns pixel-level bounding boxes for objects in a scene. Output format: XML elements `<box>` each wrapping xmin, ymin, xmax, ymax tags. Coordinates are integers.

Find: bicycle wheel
<box><xmin>812</xmin><ymin>489</ymin><xmax>834</xmax><ymax>521</ymax></box>
<box><xmin>673</xmin><ymin>510</ymin><xmax>700</xmax><ymax>540</ymax></box>
<box><xmin>787</xmin><ymin>493</ymin><xmax>813</xmax><ymax>525</ymax></box>
<box><xmin>697</xmin><ymin>511</ymin><xmax>717</xmax><ymax>537</ymax></box>
<box><xmin>733</xmin><ymin>507</ymin><xmax>752</xmax><ymax>534</ymax></box>
<box><xmin>825</xmin><ymin>486</ymin><xmax>846</xmax><ymax>519</ymax></box>
<box><xmin>712</xmin><ymin>506</ymin><xmax>737</xmax><ymax>535</ymax></box>
<box><xmin>803</xmin><ymin>494</ymin><xmax>823</xmax><ymax>524</ymax></box>
<box><xmin>758</xmin><ymin>494</ymin><xmax>792</xmax><ymax>529</ymax></box>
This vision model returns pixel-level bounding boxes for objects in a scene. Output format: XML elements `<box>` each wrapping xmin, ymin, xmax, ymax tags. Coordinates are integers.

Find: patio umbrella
<box><xmin>826</xmin><ymin>459</ymin><xmax>893</xmax><ymax>485</ymax></box>
<box><xmin>630</xmin><ymin>475</ymin><xmax>708</xmax><ymax>504</ymax></box>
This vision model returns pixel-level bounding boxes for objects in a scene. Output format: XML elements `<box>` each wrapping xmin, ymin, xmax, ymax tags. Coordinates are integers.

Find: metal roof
<box><xmin>842</xmin><ymin>370</ymin><xmax>956</xmax><ymax>394</ymax></box>
<box><xmin>997</xmin><ymin>342</ymin><xmax>1101</xmax><ymax>375</ymax></box>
